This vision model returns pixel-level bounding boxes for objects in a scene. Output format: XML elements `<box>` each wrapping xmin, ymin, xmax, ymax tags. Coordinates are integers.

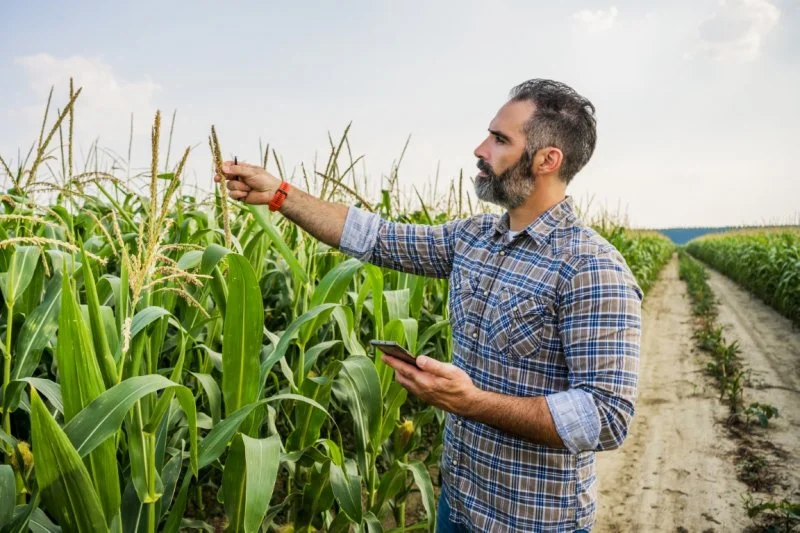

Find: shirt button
<box><xmin>452</xmin><ymin>458</ymin><xmax>457</xmax><ymax>466</ymax></box>
<box><xmin>457</xmin><ymin>419</ymin><xmax>463</xmax><ymax>426</ymax></box>
<box><xmin>512</xmin><ymin>306</ymin><xmax>518</xmax><ymax>312</ymax></box>
<box><xmin>483</xmin><ymin>290</ymin><xmax>489</xmax><ymax>296</ymax></box>
<box><xmin>472</xmin><ymin>332</ymin><xmax>478</xmax><ymax>339</ymax></box>
<box><xmin>499</xmin><ymin>250</ymin><xmax>506</xmax><ymax>256</ymax></box>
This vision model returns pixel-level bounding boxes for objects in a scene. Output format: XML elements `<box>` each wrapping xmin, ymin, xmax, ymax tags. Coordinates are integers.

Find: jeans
<box><xmin>435</xmin><ymin>485</ymin><xmax>590</xmax><ymax>533</ymax></box>
<box><xmin>436</xmin><ymin>486</ymin><xmax>469</xmax><ymax>533</ymax></box>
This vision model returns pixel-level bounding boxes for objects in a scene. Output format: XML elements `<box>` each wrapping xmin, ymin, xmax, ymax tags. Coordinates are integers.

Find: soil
<box><xmin>595</xmin><ymin>255</ymin><xmax>800</xmax><ymax>532</ymax></box>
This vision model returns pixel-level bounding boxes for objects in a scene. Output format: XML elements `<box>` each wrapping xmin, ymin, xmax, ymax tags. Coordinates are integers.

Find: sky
<box><xmin>1</xmin><ymin>0</ymin><xmax>798</xmax><ymax>229</ymax></box>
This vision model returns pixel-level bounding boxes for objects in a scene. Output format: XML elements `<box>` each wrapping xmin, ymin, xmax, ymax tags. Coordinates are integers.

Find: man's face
<box><xmin>473</xmin><ymin>100</ymin><xmax>535</xmax><ymax>209</ymax></box>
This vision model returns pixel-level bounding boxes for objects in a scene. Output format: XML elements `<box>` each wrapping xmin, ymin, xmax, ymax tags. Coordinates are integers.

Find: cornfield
<box><xmin>686</xmin><ymin>229</ymin><xmax>800</xmax><ymax>326</ymax></box>
<box><xmin>0</xmin><ymin>85</ymin><xmax>672</xmax><ymax>532</ymax></box>
<box><xmin>593</xmin><ymin>225</ymin><xmax>674</xmax><ymax>296</ymax></box>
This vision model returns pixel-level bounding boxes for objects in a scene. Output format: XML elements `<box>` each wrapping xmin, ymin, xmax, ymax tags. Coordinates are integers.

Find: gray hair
<box><xmin>508</xmin><ymin>79</ymin><xmax>597</xmax><ymax>184</ymax></box>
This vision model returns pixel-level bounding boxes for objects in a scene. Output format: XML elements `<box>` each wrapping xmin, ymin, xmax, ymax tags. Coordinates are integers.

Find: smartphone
<box><xmin>370</xmin><ymin>339</ymin><xmax>418</xmax><ymax>367</ymax></box>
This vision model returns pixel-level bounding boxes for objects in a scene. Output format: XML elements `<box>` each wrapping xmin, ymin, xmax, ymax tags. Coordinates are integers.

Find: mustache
<box><xmin>476</xmin><ymin>159</ymin><xmax>494</xmax><ymax>176</ymax></box>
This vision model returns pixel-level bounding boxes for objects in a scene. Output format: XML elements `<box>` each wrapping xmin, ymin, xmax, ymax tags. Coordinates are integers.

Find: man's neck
<box><xmin>507</xmin><ymin>188</ymin><xmax>567</xmax><ymax>232</ymax></box>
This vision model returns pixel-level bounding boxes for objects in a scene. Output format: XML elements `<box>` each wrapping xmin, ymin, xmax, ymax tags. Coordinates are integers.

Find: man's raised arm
<box><xmin>217</xmin><ymin>161</ymin><xmax>466</xmax><ymax>278</ymax></box>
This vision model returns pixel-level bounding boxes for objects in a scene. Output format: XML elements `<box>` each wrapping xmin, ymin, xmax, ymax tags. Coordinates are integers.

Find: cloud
<box><xmin>696</xmin><ymin>0</ymin><xmax>780</xmax><ymax>62</ymax></box>
<box><xmin>9</xmin><ymin>53</ymin><xmax>161</xmax><ymax>168</ymax></box>
<box><xmin>572</xmin><ymin>6</ymin><xmax>618</xmax><ymax>32</ymax></box>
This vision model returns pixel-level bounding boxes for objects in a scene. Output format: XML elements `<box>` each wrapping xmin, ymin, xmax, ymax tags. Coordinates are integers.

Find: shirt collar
<box><xmin>491</xmin><ymin>195</ymin><xmax>578</xmax><ymax>246</ymax></box>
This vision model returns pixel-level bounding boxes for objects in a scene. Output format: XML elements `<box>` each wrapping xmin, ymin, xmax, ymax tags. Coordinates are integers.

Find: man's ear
<box><xmin>535</xmin><ymin>147</ymin><xmax>563</xmax><ymax>176</ymax></box>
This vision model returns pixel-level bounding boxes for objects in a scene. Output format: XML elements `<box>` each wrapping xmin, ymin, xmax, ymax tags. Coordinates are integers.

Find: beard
<box><xmin>473</xmin><ymin>150</ymin><xmax>534</xmax><ymax>210</ymax></box>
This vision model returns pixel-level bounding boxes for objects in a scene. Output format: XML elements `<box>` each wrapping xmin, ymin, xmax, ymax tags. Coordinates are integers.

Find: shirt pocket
<box><xmin>494</xmin><ymin>289</ymin><xmax>552</xmax><ymax>359</ymax></box>
<box><xmin>449</xmin><ymin>270</ymin><xmax>479</xmax><ymax>333</ymax></box>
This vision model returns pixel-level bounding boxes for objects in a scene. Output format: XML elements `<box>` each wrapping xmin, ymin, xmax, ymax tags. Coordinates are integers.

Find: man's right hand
<box><xmin>213</xmin><ymin>160</ymin><xmax>282</xmax><ymax>205</ymax></box>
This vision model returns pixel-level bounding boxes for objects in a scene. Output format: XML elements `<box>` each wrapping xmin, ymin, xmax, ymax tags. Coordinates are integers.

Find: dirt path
<box><xmin>704</xmin><ymin>267</ymin><xmax>800</xmax><ymax>501</ymax></box>
<box><xmin>595</xmin><ymin>255</ymin><xmax>751</xmax><ymax>532</ymax></box>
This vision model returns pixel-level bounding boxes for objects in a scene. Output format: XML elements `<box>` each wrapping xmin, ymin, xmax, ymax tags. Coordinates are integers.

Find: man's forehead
<box><xmin>489</xmin><ymin>100</ymin><xmax>535</xmax><ymax>138</ymax></box>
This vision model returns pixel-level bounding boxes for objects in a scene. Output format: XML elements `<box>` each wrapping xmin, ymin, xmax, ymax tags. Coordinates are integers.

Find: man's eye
<box><xmin>494</xmin><ymin>136</ymin><xmax>505</xmax><ymax>144</ymax></box>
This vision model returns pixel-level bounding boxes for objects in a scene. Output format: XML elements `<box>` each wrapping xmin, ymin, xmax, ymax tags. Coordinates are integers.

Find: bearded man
<box><xmin>216</xmin><ymin>78</ymin><xmax>643</xmax><ymax>532</ymax></box>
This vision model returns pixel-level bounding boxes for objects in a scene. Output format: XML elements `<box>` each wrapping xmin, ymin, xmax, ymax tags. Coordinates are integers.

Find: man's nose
<box><xmin>474</xmin><ymin>137</ymin><xmax>489</xmax><ymax>161</ymax></box>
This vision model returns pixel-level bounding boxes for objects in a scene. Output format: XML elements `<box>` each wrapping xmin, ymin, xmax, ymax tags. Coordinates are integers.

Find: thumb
<box><xmin>416</xmin><ymin>356</ymin><xmax>458</xmax><ymax>379</ymax></box>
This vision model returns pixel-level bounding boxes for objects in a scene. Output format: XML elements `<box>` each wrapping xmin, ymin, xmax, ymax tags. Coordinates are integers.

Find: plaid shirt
<box><xmin>339</xmin><ymin>196</ymin><xmax>642</xmax><ymax>532</ymax></box>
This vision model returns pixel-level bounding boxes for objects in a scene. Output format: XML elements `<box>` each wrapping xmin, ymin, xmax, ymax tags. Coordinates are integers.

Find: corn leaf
<box><xmin>0</xmin><ymin>465</ymin><xmax>14</xmax><ymax>524</ymax></box>
<box><xmin>398</xmin><ymin>460</ymin><xmax>436</xmax><ymax>532</ymax></box>
<box><xmin>4</xmin><ymin>377</ymin><xmax>63</xmax><ymax>415</ymax></box>
<box><xmin>332</xmin><ymin>356</ymin><xmax>382</xmax><ymax>480</ymax></box>
<box><xmin>158</xmin><ymin>445</ymin><xmax>185</xmax><ymax>520</ymax></box>
<box><xmin>379</xmin><ymin>382</ymin><xmax>407</xmax><ymax>444</ymax></box>
<box><xmin>300</xmin><ymin>258</ymin><xmax>362</xmax><ymax>343</ymax></box>
<box><xmin>331</xmin><ymin>306</ymin><xmax>366</xmax><ymax>356</ymax></box>
<box><xmin>12</xmin><ymin>271</ymin><xmax>62</xmax><ymax>380</ymax></box>
<box><xmin>191</xmin><ymin>372</ymin><xmax>222</xmax><ymax>426</ymax></box>
<box><xmin>56</xmin><ymin>273</ymin><xmax>120</xmax><ymax>523</ymax></box>
<box><xmin>2</xmin><ymin>489</ymin><xmax>40</xmax><ymax>533</ymax></box>
<box><xmin>330</xmin><ymin>461</ymin><xmax>362</xmax><ymax>524</ymax></box>
<box><xmin>222</xmin><ymin>434</ymin><xmax>281</xmax><ymax>532</ymax></box>
<box><xmin>0</xmin><ymin>427</ymin><xmax>17</xmax><ymax>451</ymax></box>
<box><xmin>0</xmin><ymin>245</ymin><xmax>41</xmax><ymax>309</ymax></box>
<box><xmin>62</xmin><ymin>374</ymin><xmax>199</xmax><ymax>476</ymax></box>
<box><xmin>79</xmin><ymin>246</ymin><xmax>117</xmax><ymax>387</ymax></box>
<box><xmin>362</xmin><ymin>512</ymin><xmax>383</xmax><ymax>533</ymax></box>
<box><xmin>222</xmin><ymin>254</ymin><xmax>264</xmax><ymax>436</ymax></box>
<box><xmin>286</xmin><ymin>364</ymin><xmax>338</xmax><ymax>452</ymax></box>
<box><xmin>247</xmin><ymin>205</ymin><xmax>308</xmax><ymax>284</ymax></box>
<box><xmin>259</xmin><ymin>303</ymin><xmax>339</xmax><ymax>389</ymax></box>
<box><xmin>28</xmin><ymin>508</ymin><xmax>63</xmax><ymax>533</ymax></box>
<box><xmin>120</xmin><ymin>480</ymin><xmax>146</xmax><ymax>533</ymax></box>
<box><xmin>17</xmin><ymin>260</ymin><xmax>44</xmax><ymax>316</ymax></box>
<box><xmin>303</xmin><ymin>340</ymin><xmax>341</xmax><ymax>375</ymax></box>
<box><xmin>372</xmin><ymin>462</ymin><xmax>406</xmax><ymax>516</ymax></box>
<box><xmin>29</xmin><ymin>387</ymin><xmax>107</xmax><ymax>532</ymax></box>
<box><xmin>198</xmin><ymin>393</ymin><xmax>328</xmax><ymax>469</ymax></box>
<box><xmin>383</xmin><ymin>289</ymin><xmax>410</xmax><ymax>321</ymax></box>
<box><xmin>296</xmin><ymin>460</ymin><xmax>335</xmax><ymax>528</ymax></box>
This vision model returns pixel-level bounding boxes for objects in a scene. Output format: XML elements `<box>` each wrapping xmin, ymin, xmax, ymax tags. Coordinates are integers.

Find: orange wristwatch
<box><xmin>268</xmin><ymin>181</ymin><xmax>291</xmax><ymax>212</ymax></box>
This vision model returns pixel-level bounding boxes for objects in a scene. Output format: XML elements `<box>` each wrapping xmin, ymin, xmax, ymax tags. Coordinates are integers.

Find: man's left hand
<box><xmin>381</xmin><ymin>354</ymin><xmax>482</xmax><ymax>416</ymax></box>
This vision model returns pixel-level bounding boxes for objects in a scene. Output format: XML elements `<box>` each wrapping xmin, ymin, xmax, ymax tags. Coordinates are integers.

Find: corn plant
<box><xmin>0</xmin><ymin>82</ymin><xmax>673</xmax><ymax>532</ymax></box>
<box><xmin>687</xmin><ymin>229</ymin><xmax>800</xmax><ymax>325</ymax></box>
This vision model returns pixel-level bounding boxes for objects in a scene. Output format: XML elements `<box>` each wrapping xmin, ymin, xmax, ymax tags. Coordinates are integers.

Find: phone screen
<box><xmin>370</xmin><ymin>340</ymin><xmax>418</xmax><ymax>367</ymax></box>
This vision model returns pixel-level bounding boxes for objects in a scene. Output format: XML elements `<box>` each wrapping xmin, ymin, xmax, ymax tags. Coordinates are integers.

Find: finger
<box><xmin>415</xmin><ymin>356</ymin><xmax>459</xmax><ymax>379</ymax></box>
<box><xmin>226</xmin><ymin>180</ymin><xmax>251</xmax><ymax>192</ymax></box>
<box><xmin>384</xmin><ymin>357</ymin><xmax>435</xmax><ymax>390</ymax></box>
<box><xmin>229</xmin><ymin>190</ymin><xmax>250</xmax><ymax>201</ymax></box>
<box><xmin>221</xmin><ymin>162</ymin><xmax>260</xmax><ymax>180</ymax></box>
<box><xmin>381</xmin><ymin>355</ymin><xmax>418</xmax><ymax>376</ymax></box>
<box><xmin>394</xmin><ymin>371</ymin><xmax>420</xmax><ymax>395</ymax></box>
<box><xmin>224</xmin><ymin>159</ymin><xmax>261</xmax><ymax>170</ymax></box>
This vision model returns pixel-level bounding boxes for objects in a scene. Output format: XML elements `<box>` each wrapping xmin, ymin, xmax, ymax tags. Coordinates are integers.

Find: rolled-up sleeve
<box><xmin>547</xmin><ymin>252</ymin><xmax>643</xmax><ymax>454</ymax></box>
<box><xmin>339</xmin><ymin>206</ymin><xmax>466</xmax><ymax>278</ymax></box>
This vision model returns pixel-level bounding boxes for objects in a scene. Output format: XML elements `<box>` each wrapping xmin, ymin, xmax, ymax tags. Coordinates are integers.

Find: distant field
<box><xmin>654</xmin><ymin>225</ymin><xmax>800</xmax><ymax>245</ymax></box>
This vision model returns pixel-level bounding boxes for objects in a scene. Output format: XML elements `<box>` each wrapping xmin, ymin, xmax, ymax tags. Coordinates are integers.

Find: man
<box><xmin>215</xmin><ymin>78</ymin><xmax>642</xmax><ymax>532</ymax></box>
